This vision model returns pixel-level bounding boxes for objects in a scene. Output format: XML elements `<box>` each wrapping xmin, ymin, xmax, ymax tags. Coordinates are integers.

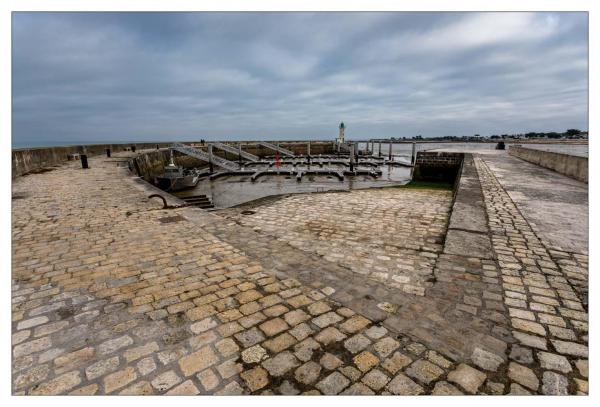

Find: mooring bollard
<box><xmin>81</xmin><ymin>154</ymin><xmax>89</xmax><ymax>169</ymax></box>
<box><xmin>156</xmin><ymin>144</ymin><xmax>159</xmax><ymax>150</ymax></box>
<box><xmin>106</xmin><ymin>148</ymin><xmax>111</xmax><ymax>158</ymax></box>
<box><xmin>131</xmin><ymin>145</ymin><xmax>136</xmax><ymax>152</ymax></box>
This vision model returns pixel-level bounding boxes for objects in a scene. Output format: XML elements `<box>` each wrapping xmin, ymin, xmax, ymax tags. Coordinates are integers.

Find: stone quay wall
<box><xmin>508</xmin><ymin>146</ymin><xmax>588</xmax><ymax>183</ymax></box>
<box><xmin>12</xmin><ymin>142</ymin><xmax>173</xmax><ymax>178</ymax></box>
<box><xmin>412</xmin><ymin>151</ymin><xmax>464</xmax><ymax>184</ymax></box>
<box><xmin>12</xmin><ymin>141</ymin><xmax>336</xmax><ymax>179</ymax></box>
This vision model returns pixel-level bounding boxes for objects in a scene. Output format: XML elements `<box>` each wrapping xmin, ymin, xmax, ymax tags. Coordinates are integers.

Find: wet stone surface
<box><xmin>11</xmin><ymin>150</ymin><xmax>588</xmax><ymax>395</ymax></box>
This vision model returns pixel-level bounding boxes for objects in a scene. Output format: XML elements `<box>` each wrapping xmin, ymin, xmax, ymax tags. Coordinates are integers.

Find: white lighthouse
<box><xmin>337</xmin><ymin>122</ymin><xmax>345</xmax><ymax>144</ymax></box>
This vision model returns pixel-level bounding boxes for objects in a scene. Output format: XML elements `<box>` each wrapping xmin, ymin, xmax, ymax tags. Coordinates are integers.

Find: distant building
<box><xmin>337</xmin><ymin>122</ymin><xmax>345</xmax><ymax>144</ymax></box>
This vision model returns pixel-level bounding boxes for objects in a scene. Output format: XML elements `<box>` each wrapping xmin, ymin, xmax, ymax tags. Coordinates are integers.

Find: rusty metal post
<box><xmin>349</xmin><ymin>143</ymin><xmax>355</xmax><ymax>172</ymax></box>
<box><xmin>81</xmin><ymin>154</ymin><xmax>89</xmax><ymax>169</ymax></box>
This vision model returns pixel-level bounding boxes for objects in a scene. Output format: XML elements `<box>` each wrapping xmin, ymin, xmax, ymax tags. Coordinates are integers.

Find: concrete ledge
<box><xmin>443</xmin><ymin>154</ymin><xmax>492</xmax><ymax>259</ymax></box>
<box><xmin>509</xmin><ymin>146</ymin><xmax>588</xmax><ymax>183</ymax></box>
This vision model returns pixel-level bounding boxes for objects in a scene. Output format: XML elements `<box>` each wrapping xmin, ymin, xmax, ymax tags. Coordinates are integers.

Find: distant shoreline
<box><xmin>11</xmin><ymin>138</ymin><xmax>589</xmax><ymax>151</ymax></box>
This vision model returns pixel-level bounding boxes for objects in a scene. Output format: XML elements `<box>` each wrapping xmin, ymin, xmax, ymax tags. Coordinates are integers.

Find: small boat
<box><xmin>155</xmin><ymin>150</ymin><xmax>201</xmax><ymax>191</ymax></box>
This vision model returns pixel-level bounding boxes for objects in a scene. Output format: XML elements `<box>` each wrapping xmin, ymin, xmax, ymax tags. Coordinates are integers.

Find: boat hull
<box><xmin>156</xmin><ymin>174</ymin><xmax>200</xmax><ymax>191</ymax></box>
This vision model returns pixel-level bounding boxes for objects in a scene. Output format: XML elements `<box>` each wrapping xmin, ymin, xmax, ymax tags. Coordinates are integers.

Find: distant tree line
<box><xmin>387</xmin><ymin>129</ymin><xmax>587</xmax><ymax>141</ymax></box>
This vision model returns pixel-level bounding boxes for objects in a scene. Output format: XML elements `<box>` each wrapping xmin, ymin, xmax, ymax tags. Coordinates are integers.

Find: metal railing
<box><xmin>258</xmin><ymin>141</ymin><xmax>295</xmax><ymax>157</ymax></box>
<box><xmin>171</xmin><ymin>143</ymin><xmax>239</xmax><ymax>171</ymax></box>
<box><xmin>211</xmin><ymin>142</ymin><xmax>259</xmax><ymax>162</ymax></box>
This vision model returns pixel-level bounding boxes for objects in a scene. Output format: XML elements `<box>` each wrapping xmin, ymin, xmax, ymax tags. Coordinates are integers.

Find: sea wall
<box><xmin>12</xmin><ymin>141</ymin><xmax>336</xmax><ymax>178</ymax></box>
<box><xmin>509</xmin><ymin>146</ymin><xmax>588</xmax><ymax>183</ymax></box>
<box><xmin>12</xmin><ymin>142</ymin><xmax>173</xmax><ymax>178</ymax></box>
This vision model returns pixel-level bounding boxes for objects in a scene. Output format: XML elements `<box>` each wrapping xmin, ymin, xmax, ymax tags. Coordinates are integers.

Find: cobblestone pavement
<box><xmin>218</xmin><ymin>188</ymin><xmax>451</xmax><ymax>295</ymax></box>
<box><xmin>11</xmin><ymin>152</ymin><xmax>588</xmax><ymax>395</ymax></box>
<box><xmin>475</xmin><ymin>157</ymin><xmax>588</xmax><ymax>395</ymax></box>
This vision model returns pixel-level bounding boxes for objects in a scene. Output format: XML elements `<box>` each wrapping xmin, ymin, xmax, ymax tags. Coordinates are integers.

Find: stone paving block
<box><xmin>85</xmin><ymin>356</ymin><xmax>120</xmax><ymax>380</ymax></box>
<box><xmin>386</xmin><ymin>373</ymin><xmax>423</xmax><ymax>395</ymax></box>
<box><xmin>137</xmin><ymin>356</ymin><xmax>157</xmax><ymax>376</ymax></box>
<box><xmin>373</xmin><ymin>337</ymin><xmax>400</xmax><ymax>358</ymax></box>
<box><xmin>289</xmin><ymin>322</ymin><xmax>314</xmax><ymax>341</ymax></box>
<box><xmin>262</xmin><ymin>352</ymin><xmax>300</xmax><ymax>377</ymax></box>
<box><xmin>471</xmin><ymin>347</ymin><xmax>504</xmax><ymax>371</ymax></box>
<box><xmin>29</xmin><ymin>371</ymin><xmax>82</xmax><ymax>395</ymax></box>
<box><xmin>259</xmin><ymin>318</ymin><xmax>289</xmax><ymax>337</ymax></box>
<box><xmin>316</xmin><ymin>371</ymin><xmax>350</xmax><ymax>395</ymax></box>
<box><xmin>432</xmin><ymin>381</ymin><xmax>463</xmax><ymax>395</ymax></box>
<box><xmin>216</xmin><ymin>359</ymin><xmax>243</xmax><ymax>380</ymax></box>
<box><xmin>541</xmin><ymin>371</ymin><xmax>568</xmax><ymax>395</ymax></box>
<box><xmin>98</xmin><ymin>335</ymin><xmax>133</xmax><ymax>356</ymax></box>
<box><xmin>214</xmin><ymin>381</ymin><xmax>244</xmax><ymax>395</ymax></box>
<box><xmin>234</xmin><ymin>327</ymin><xmax>266</xmax><ymax>348</ymax></box>
<box><xmin>197</xmin><ymin>368</ymin><xmax>220</xmax><ymax>392</ymax></box>
<box><xmin>54</xmin><ymin>347</ymin><xmax>95</xmax><ymax>374</ymax></box>
<box><xmin>178</xmin><ymin>346</ymin><xmax>219</xmax><ymax>376</ymax></box>
<box><xmin>295</xmin><ymin>361</ymin><xmax>321</xmax><ymax>385</ymax></box>
<box><xmin>361</xmin><ymin>369</ymin><xmax>390</xmax><ymax>391</ymax></box>
<box><xmin>314</xmin><ymin>327</ymin><xmax>346</xmax><ymax>345</ymax></box>
<box><xmin>165</xmin><ymin>380</ymin><xmax>200</xmax><ymax>395</ymax></box>
<box><xmin>104</xmin><ymin>367</ymin><xmax>137</xmax><ymax>393</ymax></box>
<box><xmin>263</xmin><ymin>332</ymin><xmax>297</xmax><ymax>353</ymax></box>
<box><xmin>344</xmin><ymin>334</ymin><xmax>371</xmax><ymax>354</ymax></box>
<box><xmin>537</xmin><ymin>351</ymin><xmax>572</xmax><ymax>373</ymax></box>
<box><xmin>551</xmin><ymin>339</ymin><xmax>588</xmax><ymax>357</ymax></box>
<box><xmin>353</xmin><ymin>351</ymin><xmax>379</xmax><ymax>373</ymax></box>
<box><xmin>14</xmin><ymin>364</ymin><xmax>50</xmax><ymax>390</ymax></box>
<box><xmin>215</xmin><ymin>338</ymin><xmax>240</xmax><ymax>358</ymax></box>
<box><xmin>508</xmin><ymin>362</ymin><xmax>539</xmax><ymax>391</ymax></box>
<box><xmin>240</xmin><ymin>366</ymin><xmax>269</xmax><ymax>392</ymax></box>
<box><xmin>312</xmin><ymin>311</ymin><xmax>344</xmax><ymax>328</ymax></box>
<box><xmin>283</xmin><ymin>309</ymin><xmax>310</xmax><ymax>326</ymax></box>
<box><xmin>405</xmin><ymin>359</ymin><xmax>444</xmax><ymax>384</ymax></box>
<box><xmin>13</xmin><ymin>336</ymin><xmax>52</xmax><ymax>358</ymax></box>
<box><xmin>151</xmin><ymin>370</ymin><xmax>182</xmax><ymax>392</ymax></box>
<box><xmin>320</xmin><ymin>352</ymin><xmax>343</xmax><ymax>370</ymax></box>
<box><xmin>241</xmin><ymin>345</ymin><xmax>268</xmax><ymax>364</ymax></box>
<box><xmin>341</xmin><ymin>383</ymin><xmax>375</xmax><ymax>395</ymax></box>
<box><xmin>364</xmin><ymin>325</ymin><xmax>388</xmax><ymax>340</ymax></box>
<box><xmin>447</xmin><ymin>363</ymin><xmax>486</xmax><ymax>394</ymax></box>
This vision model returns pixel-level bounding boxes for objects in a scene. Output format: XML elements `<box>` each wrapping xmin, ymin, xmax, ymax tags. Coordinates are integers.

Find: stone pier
<box><xmin>11</xmin><ymin>148</ymin><xmax>588</xmax><ymax>395</ymax></box>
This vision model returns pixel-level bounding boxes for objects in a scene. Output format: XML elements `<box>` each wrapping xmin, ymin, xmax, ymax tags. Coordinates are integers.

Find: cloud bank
<box><xmin>12</xmin><ymin>12</ymin><xmax>588</xmax><ymax>146</ymax></box>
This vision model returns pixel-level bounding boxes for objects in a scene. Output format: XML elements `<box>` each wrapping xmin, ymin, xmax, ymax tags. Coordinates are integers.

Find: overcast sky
<box><xmin>12</xmin><ymin>12</ymin><xmax>588</xmax><ymax>147</ymax></box>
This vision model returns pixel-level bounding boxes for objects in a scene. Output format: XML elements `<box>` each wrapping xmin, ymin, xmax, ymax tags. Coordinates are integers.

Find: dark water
<box><xmin>358</xmin><ymin>141</ymin><xmax>588</xmax><ymax>157</ymax></box>
<box><xmin>175</xmin><ymin>162</ymin><xmax>412</xmax><ymax>208</ymax></box>
<box><xmin>174</xmin><ymin>141</ymin><xmax>587</xmax><ymax>208</ymax></box>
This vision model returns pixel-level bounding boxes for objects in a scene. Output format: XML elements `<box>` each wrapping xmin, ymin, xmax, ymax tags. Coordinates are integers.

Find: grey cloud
<box><xmin>12</xmin><ymin>12</ymin><xmax>588</xmax><ymax>147</ymax></box>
